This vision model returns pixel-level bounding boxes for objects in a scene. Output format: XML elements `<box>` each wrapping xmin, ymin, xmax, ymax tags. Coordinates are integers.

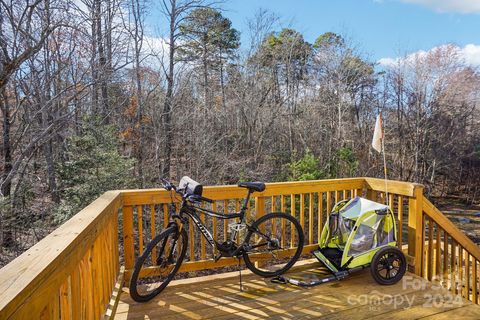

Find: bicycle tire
<box><xmin>243</xmin><ymin>212</ymin><xmax>304</xmax><ymax>277</ymax></box>
<box><xmin>129</xmin><ymin>225</ymin><xmax>187</xmax><ymax>302</ymax></box>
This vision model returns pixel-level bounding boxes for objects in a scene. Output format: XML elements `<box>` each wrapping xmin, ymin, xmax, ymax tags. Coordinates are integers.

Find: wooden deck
<box><xmin>4</xmin><ymin>178</ymin><xmax>480</xmax><ymax>318</ymax></box>
<box><xmin>115</xmin><ymin>260</ymin><xmax>480</xmax><ymax>319</ymax></box>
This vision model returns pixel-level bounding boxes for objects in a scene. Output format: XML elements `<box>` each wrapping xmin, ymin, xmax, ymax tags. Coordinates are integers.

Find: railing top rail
<box><xmin>364</xmin><ymin>177</ymin><xmax>423</xmax><ymax>197</ymax></box>
<box><xmin>120</xmin><ymin>178</ymin><xmax>368</xmax><ymax>206</ymax></box>
<box><xmin>423</xmin><ymin>197</ymin><xmax>480</xmax><ymax>262</ymax></box>
<box><xmin>0</xmin><ymin>191</ymin><xmax>121</xmax><ymax>319</ymax></box>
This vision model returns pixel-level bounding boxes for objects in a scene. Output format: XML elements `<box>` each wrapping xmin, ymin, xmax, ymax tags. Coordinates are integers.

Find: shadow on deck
<box><xmin>115</xmin><ymin>260</ymin><xmax>480</xmax><ymax>320</ymax></box>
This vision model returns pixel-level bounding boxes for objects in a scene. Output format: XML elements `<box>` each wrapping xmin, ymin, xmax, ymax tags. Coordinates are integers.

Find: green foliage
<box><xmin>340</xmin><ymin>56</ymin><xmax>375</xmax><ymax>88</ymax></box>
<box><xmin>313</xmin><ymin>32</ymin><xmax>345</xmax><ymax>49</ymax></box>
<box><xmin>178</xmin><ymin>8</ymin><xmax>240</xmax><ymax>65</ymax></box>
<box><xmin>327</xmin><ymin>147</ymin><xmax>359</xmax><ymax>178</ymax></box>
<box><xmin>257</xmin><ymin>28</ymin><xmax>311</xmax><ymax>67</ymax></box>
<box><xmin>288</xmin><ymin>149</ymin><xmax>323</xmax><ymax>181</ymax></box>
<box><xmin>287</xmin><ymin>147</ymin><xmax>359</xmax><ymax>182</ymax></box>
<box><xmin>55</xmin><ymin>120</ymin><xmax>137</xmax><ymax>223</ymax></box>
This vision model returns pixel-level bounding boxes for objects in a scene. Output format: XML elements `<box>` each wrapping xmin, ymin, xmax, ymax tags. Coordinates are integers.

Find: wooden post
<box><xmin>408</xmin><ymin>185</ymin><xmax>424</xmax><ymax>276</ymax></box>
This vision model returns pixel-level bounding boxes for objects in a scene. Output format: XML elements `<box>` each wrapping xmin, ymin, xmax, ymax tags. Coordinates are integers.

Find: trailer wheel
<box><xmin>370</xmin><ymin>246</ymin><xmax>406</xmax><ymax>285</ymax></box>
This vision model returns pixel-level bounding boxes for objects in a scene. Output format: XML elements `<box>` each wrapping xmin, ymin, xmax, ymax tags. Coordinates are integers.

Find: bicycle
<box><xmin>129</xmin><ymin>176</ymin><xmax>305</xmax><ymax>302</ymax></box>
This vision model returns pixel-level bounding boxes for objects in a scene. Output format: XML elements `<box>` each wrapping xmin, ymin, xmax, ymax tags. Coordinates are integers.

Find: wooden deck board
<box><xmin>115</xmin><ymin>260</ymin><xmax>480</xmax><ymax>319</ymax></box>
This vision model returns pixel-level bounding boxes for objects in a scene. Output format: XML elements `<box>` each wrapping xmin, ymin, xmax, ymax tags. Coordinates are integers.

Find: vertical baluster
<box><xmin>150</xmin><ymin>204</ymin><xmax>156</xmax><ymax>264</ymax></box>
<box><xmin>343</xmin><ymin>190</ymin><xmax>347</xmax><ymax>200</ymax></box>
<box><xmin>326</xmin><ymin>192</ymin><xmax>331</xmax><ymax>214</ymax></box>
<box><xmin>138</xmin><ymin>206</ymin><xmax>143</xmax><ymax>254</ymax></box>
<box><xmin>235</xmin><ymin>200</ymin><xmax>241</xmax><ymax>245</ymax></box>
<box><xmin>122</xmin><ymin>206</ymin><xmax>134</xmax><ymax>272</ymax></box>
<box><xmin>255</xmin><ymin>196</ymin><xmax>266</xmax><ymax>245</ymax></box>
<box><xmin>355</xmin><ymin>188</ymin><xmax>362</xmax><ymax>197</ymax></box>
<box><xmin>163</xmin><ymin>204</ymin><xmax>169</xmax><ymax>229</ymax></box>
<box><xmin>466</xmin><ymin>253</ymin><xmax>471</xmax><ymax>301</ymax></box>
<box><xmin>422</xmin><ymin>214</ymin><xmax>428</xmax><ymax>279</ymax></box>
<box><xmin>458</xmin><ymin>248</ymin><xmax>465</xmax><ymax>297</ymax></box>
<box><xmin>317</xmin><ymin>192</ymin><xmax>323</xmax><ymax>244</ymax></box>
<box><xmin>281</xmin><ymin>195</ymin><xmax>286</xmax><ymax>248</ymax></box>
<box><xmin>223</xmin><ymin>200</ymin><xmax>228</xmax><ymax>242</ymax></box>
<box><xmin>309</xmin><ymin>193</ymin><xmax>313</xmax><ymax>245</ymax></box>
<box><xmin>443</xmin><ymin>232</ymin><xmax>448</xmax><ymax>282</ymax></box>
<box><xmin>163</xmin><ymin>204</ymin><xmax>170</xmax><ymax>255</ymax></box>
<box><xmin>200</xmin><ymin>203</ymin><xmax>206</xmax><ymax>260</ymax></box>
<box><xmin>290</xmin><ymin>194</ymin><xmax>295</xmax><ymax>247</ymax></box>
<box><xmin>473</xmin><ymin>259</ymin><xmax>478</xmax><ymax>304</ymax></box>
<box><xmin>427</xmin><ymin>217</ymin><xmax>433</xmax><ymax>281</ymax></box>
<box><xmin>459</xmin><ymin>246</ymin><xmax>464</xmax><ymax>296</ymax></box>
<box><xmin>450</xmin><ymin>240</ymin><xmax>456</xmax><ymax>294</ymax></box>
<box><xmin>398</xmin><ymin>196</ymin><xmax>403</xmax><ymax>249</ymax></box>
<box><xmin>212</xmin><ymin>201</ymin><xmax>218</xmax><ymax>255</ymax></box>
<box><xmin>189</xmin><ymin>216</ymin><xmax>194</xmax><ymax>261</ymax></box>
<box><xmin>435</xmin><ymin>224</ymin><xmax>441</xmax><ymax>278</ymax></box>
<box><xmin>271</xmin><ymin>196</ymin><xmax>277</xmax><ymax>240</ymax></box>
<box><xmin>300</xmin><ymin>194</ymin><xmax>305</xmax><ymax>241</ymax></box>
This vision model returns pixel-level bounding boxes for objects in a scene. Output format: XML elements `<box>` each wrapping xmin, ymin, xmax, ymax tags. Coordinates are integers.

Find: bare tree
<box><xmin>158</xmin><ymin>0</ymin><xmax>208</xmax><ymax>179</ymax></box>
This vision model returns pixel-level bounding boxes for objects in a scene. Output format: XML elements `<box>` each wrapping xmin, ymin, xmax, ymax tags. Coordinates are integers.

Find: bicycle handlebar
<box><xmin>188</xmin><ymin>194</ymin><xmax>213</xmax><ymax>204</ymax></box>
<box><xmin>161</xmin><ymin>178</ymin><xmax>213</xmax><ymax>204</ymax></box>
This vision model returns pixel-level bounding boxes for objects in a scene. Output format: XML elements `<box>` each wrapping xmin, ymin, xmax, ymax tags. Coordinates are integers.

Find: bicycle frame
<box><xmin>174</xmin><ymin>189</ymin><xmax>255</xmax><ymax>257</ymax></box>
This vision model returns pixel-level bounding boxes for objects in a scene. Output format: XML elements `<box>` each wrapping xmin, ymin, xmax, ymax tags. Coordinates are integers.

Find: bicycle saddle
<box><xmin>238</xmin><ymin>182</ymin><xmax>266</xmax><ymax>192</ymax></box>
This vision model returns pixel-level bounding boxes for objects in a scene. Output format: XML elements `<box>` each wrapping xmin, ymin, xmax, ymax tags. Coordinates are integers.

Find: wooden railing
<box><xmin>0</xmin><ymin>191</ymin><xmax>122</xmax><ymax>319</ymax></box>
<box><xmin>120</xmin><ymin>178</ymin><xmax>366</xmax><ymax>280</ymax></box>
<box><xmin>1</xmin><ymin>177</ymin><xmax>479</xmax><ymax>319</ymax></box>
<box><xmin>421</xmin><ymin>198</ymin><xmax>480</xmax><ymax>304</ymax></box>
<box><xmin>364</xmin><ymin>178</ymin><xmax>480</xmax><ymax>305</ymax></box>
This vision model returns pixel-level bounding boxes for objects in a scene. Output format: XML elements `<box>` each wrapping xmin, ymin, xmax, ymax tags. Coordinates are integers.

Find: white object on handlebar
<box><xmin>179</xmin><ymin>176</ymin><xmax>203</xmax><ymax>196</ymax></box>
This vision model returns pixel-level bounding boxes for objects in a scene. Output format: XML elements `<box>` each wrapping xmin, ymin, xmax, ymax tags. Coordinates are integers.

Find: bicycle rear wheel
<box><xmin>243</xmin><ymin>212</ymin><xmax>304</xmax><ymax>277</ymax></box>
<box><xmin>129</xmin><ymin>225</ymin><xmax>187</xmax><ymax>302</ymax></box>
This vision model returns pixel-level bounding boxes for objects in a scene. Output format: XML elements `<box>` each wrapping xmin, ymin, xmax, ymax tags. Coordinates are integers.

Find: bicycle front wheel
<box><xmin>243</xmin><ymin>212</ymin><xmax>304</xmax><ymax>277</ymax></box>
<box><xmin>129</xmin><ymin>225</ymin><xmax>187</xmax><ymax>302</ymax></box>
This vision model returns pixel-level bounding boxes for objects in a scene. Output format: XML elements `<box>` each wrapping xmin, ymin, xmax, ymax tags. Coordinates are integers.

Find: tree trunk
<box><xmin>91</xmin><ymin>0</ymin><xmax>99</xmax><ymax>114</ymax></box>
<box><xmin>95</xmin><ymin>0</ymin><xmax>109</xmax><ymax>123</ymax></box>
<box><xmin>133</xmin><ymin>0</ymin><xmax>144</xmax><ymax>187</ymax></box>
<box><xmin>161</xmin><ymin>0</ymin><xmax>176</xmax><ymax>179</ymax></box>
<box><xmin>43</xmin><ymin>139</ymin><xmax>59</xmax><ymax>203</ymax></box>
<box><xmin>219</xmin><ymin>48</ymin><xmax>226</xmax><ymax>109</ymax></box>
<box><xmin>203</xmin><ymin>44</ymin><xmax>209</xmax><ymax>110</ymax></box>
<box><xmin>1</xmin><ymin>88</ymin><xmax>14</xmax><ymax>247</ymax></box>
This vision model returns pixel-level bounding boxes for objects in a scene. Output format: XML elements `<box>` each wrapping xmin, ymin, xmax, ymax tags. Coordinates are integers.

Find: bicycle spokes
<box><xmin>245</xmin><ymin>214</ymin><xmax>302</xmax><ymax>274</ymax></box>
<box><xmin>130</xmin><ymin>229</ymin><xmax>186</xmax><ymax>299</ymax></box>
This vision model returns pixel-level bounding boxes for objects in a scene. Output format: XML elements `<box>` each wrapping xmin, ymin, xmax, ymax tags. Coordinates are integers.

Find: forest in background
<box><xmin>1</xmin><ymin>0</ymin><xmax>479</xmax><ymax>266</ymax></box>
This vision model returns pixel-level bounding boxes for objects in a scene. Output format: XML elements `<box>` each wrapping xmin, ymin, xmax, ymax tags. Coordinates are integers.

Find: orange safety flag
<box><xmin>372</xmin><ymin>113</ymin><xmax>383</xmax><ymax>153</ymax></box>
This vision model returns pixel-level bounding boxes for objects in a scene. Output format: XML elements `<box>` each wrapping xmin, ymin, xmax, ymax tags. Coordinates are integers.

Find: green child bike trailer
<box><xmin>272</xmin><ymin>196</ymin><xmax>406</xmax><ymax>287</ymax></box>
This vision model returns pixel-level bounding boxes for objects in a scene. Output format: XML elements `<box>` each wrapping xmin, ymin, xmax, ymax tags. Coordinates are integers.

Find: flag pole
<box><xmin>382</xmin><ymin>129</ymin><xmax>389</xmax><ymax>207</ymax></box>
<box><xmin>372</xmin><ymin>112</ymin><xmax>389</xmax><ymax>207</ymax></box>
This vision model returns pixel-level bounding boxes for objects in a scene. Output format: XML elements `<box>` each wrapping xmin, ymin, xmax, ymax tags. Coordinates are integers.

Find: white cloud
<box><xmin>399</xmin><ymin>0</ymin><xmax>480</xmax><ymax>14</ymax></box>
<box><xmin>377</xmin><ymin>57</ymin><xmax>397</xmax><ymax>66</ymax></box>
<box><xmin>461</xmin><ymin>44</ymin><xmax>480</xmax><ymax>65</ymax></box>
<box><xmin>378</xmin><ymin>44</ymin><xmax>480</xmax><ymax>67</ymax></box>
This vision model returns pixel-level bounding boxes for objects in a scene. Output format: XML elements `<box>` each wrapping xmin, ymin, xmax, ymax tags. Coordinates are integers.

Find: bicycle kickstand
<box><xmin>237</xmin><ymin>257</ymin><xmax>243</xmax><ymax>292</ymax></box>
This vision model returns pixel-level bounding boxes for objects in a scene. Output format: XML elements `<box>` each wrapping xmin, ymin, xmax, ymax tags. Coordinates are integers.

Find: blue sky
<box><xmin>221</xmin><ymin>0</ymin><xmax>480</xmax><ymax>63</ymax></box>
<box><xmin>145</xmin><ymin>0</ymin><xmax>480</xmax><ymax>65</ymax></box>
